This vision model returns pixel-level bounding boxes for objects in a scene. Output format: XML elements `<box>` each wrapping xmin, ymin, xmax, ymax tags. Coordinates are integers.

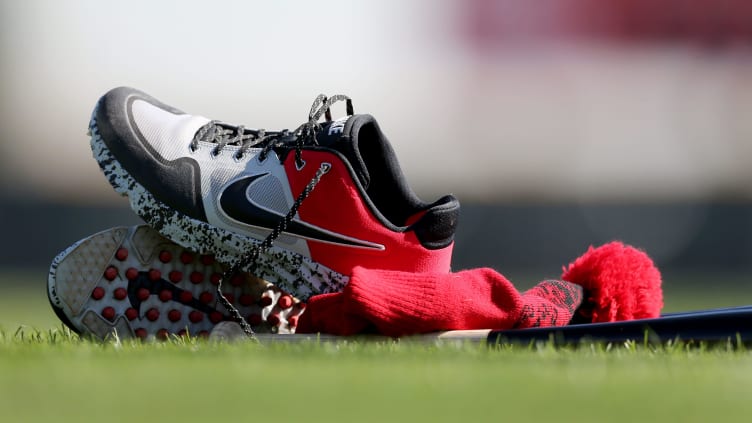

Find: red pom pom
<box><xmin>562</xmin><ymin>242</ymin><xmax>663</xmax><ymax>323</ymax></box>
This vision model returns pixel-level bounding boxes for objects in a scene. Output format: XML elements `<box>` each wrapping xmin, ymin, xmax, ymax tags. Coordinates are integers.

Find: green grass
<box><xmin>2</xmin><ymin>269</ymin><xmax>752</xmax><ymax>422</ymax></box>
<box><xmin>2</xmin><ymin>328</ymin><xmax>752</xmax><ymax>422</ymax></box>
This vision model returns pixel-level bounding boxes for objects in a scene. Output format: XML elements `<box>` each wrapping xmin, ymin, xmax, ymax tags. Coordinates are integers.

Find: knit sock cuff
<box><xmin>516</xmin><ymin>280</ymin><xmax>583</xmax><ymax>328</ymax></box>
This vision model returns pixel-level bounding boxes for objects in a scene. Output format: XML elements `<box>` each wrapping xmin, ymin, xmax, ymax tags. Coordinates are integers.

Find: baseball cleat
<box><xmin>48</xmin><ymin>225</ymin><xmax>304</xmax><ymax>341</ymax></box>
<box><xmin>89</xmin><ymin>88</ymin><xmax>459</xmax><ymax>298</ymax></box>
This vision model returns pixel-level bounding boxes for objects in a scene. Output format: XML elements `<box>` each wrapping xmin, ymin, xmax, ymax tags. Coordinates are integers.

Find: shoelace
<box><xmin>194</xmin><ymin>94</ymin><xmax>353</xmax><ymax>340</ymax></box>
<box><xmin>191</xmin><ymin>94</ymin><xmax>354</xmax><ymax>168</ymax></box>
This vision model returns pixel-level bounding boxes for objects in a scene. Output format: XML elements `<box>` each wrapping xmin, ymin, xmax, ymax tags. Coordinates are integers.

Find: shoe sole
<box><xmin>89</xmin><ymin>105</ymin><xmax>349</xmax><ymax>300</ymax></box>
<box><xmin>48</xmin><ymin>225</ymin><xmax>306</xmax><ymax>341</ymax></box>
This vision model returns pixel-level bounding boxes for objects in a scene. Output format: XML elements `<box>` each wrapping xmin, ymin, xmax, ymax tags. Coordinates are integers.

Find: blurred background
<box><xmin>1</xmin><ymin>0</ymin><xmax>752</xmax><ymax>327</ymax></box>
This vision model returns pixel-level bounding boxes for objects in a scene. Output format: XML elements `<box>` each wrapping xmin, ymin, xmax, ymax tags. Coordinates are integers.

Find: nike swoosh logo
<box><xmin>218</xmin><ymin>174</ymin><xmax>384</xmax><ymax>250</ymax></box>
<box><xmin>127</xmin><ymin>272</ymin><xmax>215</xmax><ymax>314</ymax></box>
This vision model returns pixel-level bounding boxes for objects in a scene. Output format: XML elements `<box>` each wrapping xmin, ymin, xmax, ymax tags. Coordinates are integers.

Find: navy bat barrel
<box><xmin>488</xmin><ymin>306</ymin><xmax>752</xmax><ymax>345</ymax></box>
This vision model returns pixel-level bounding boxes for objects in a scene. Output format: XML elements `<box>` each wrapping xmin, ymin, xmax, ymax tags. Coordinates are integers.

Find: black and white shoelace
<box><xmin>191</xmin><ymin>94</ymin><xmax>353</xmax><ymax>168</ymax></box>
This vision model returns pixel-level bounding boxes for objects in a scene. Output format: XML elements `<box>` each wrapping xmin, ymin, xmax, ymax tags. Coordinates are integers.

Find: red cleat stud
<box><xmin>91</xmin><ymin>287</ymin><xmax>105</xmax><ymax>300</ymax></box>
<box><xmin>179</xmin><ymin>291</ymin><xmax>193</xmax><ymax>303</ymax></box>
<box><xmin>159</xmin><ymin>290</ymin><xmax>173</xmax><ymax>302</ymax></box>
<box><xmin>180</xmin><ymin>252</ymin><xmax>193</xmax><ymax>264</ymax></box>
<box><xmin>156</xmin><ymin>329</ymin><xmax>169</xmax><ymax>340</ymax></box>
<box><xmin>137</xmin><ymin>288</ymin><xmax>150</xmax><ymax>301</ymax></box>
<box><xmin>189</xmin><ymin>311</ymin><xmax>204</xmax><ymax>323</ymax></box>
<box><xmin>145</xmin><ymin>308</ymin><xmax>160</xmax><ymax>322</ymax></box>
<box><xmin>158</xmin><ymin>250</ymin><xmax>172</xmax><ymax>263</ymax></box>
<box><xmin>199</xmin><ymin>291</ymin><xmax>213</xmax><ymax>304</ymax></box>
<box><xmin>125</xmin><ymin>308</ymin><xmax>139</xmax><ymax>321</ymax></box>
<box><xmin>113</xmin><ymin>287</ymin><xmax>128</xmax><ymax>300</ymax></box>
<box><xmin>267</xmin><ymin>313</ymin><xmax>280</xmax><ymax>326</ymax></box>
<box><xmin>168</xmin><ymin>309</ymin><xmax>181</xmax><ymax>322</ymax></box>
<box><xmin>169</xmin><ymin>270</ymin><xmax>183</xmax><ymax>283</ymax></box>
<box><xmin>200</xmin><ymin>255</ymin><xmax>214</xmax><ymax>265</ymax></box>
<box><xmin>190</xmin><ymin>271</ymin><xmax>204</xmax><ymax>284</ymax></box>
<box><xmin>278</xmin><ymin>295</ymin><xmax>293</xmax><ymax>309</ymax></box>
<box><xmin>208</xmin><ymin>311</ymin><xmax>224</xmax><ymax>324</ymax></box>
<box><xmin>287</xmin><ymin>315</ymin><xmax>299</xmax><ymax>327</ymax></box>
<box><xmin>209</xmin><ymin>273</ymin><xmax>222</xmax><ymax>285</ymax></box>
<box><xmin>125</xmin><ymin>267</ymin><xmax>139</xmax><ymax>281</ymax></box>
<box><xmin>101</xmin><ymin>306</ymin><xmax>116</xmax><ymax>321</ymax></box>
<box><xmin>148</xmin><ymin>269</ymin><xmax>162</xmax><ymax>281</ymax></box>
<box><xmin>115</xmin><ymin>248</ymin><xmax>128</xmax><ymax>261</ymax></box>
<box><xmin>134</xmin><ymin>328</ymin><xmax>147</xmax><ymax>339</ymax></box>
<box><xmin>103</xmin><ymin>266</ymin><xmax>118</xmax><ymax>281</ymax></box>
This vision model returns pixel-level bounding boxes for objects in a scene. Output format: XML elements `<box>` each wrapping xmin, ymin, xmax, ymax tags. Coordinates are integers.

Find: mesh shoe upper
<box><xmin>92</xmin><ymin>87</ymin><xmax>459</xmax><ymax>278</ymax></box>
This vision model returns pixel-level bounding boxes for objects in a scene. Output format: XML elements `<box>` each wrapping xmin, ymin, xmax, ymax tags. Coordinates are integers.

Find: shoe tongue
<box><xmin>316</xmin><ymin>114</ymin><xmax>376</xmax><ymax>189</ymax></box>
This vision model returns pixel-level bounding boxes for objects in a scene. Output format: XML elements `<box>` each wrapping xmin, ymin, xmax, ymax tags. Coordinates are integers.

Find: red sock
<box><xmin>297</xmin><ymin>267</ymin><xmax>582</xmax><ymax>337</ymax></box>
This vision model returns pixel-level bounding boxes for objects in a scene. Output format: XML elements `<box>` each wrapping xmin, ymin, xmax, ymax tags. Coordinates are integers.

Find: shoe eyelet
<box><xmin>211</xmin><ymin>148</ymin><xmax>221</xmax><ymax>157</ymax></box>
<box><xmin>257</xmin><ymin>153</ymin><xmax>268</xmax><ymax>164</ymax></box>
<box><xmin>295</xmin><ymin>159</ymin><xmax>306</xmax><ymax>171</ymax></box>
<box><xmin>233</xmin><ymin>152</ymin><xmax>245</xmax><ymax>163</ymax></box>
<box><xmin>189</xmin><ymin>144</ymin><xmax>199</xmax><ymax>154</ymax></box>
